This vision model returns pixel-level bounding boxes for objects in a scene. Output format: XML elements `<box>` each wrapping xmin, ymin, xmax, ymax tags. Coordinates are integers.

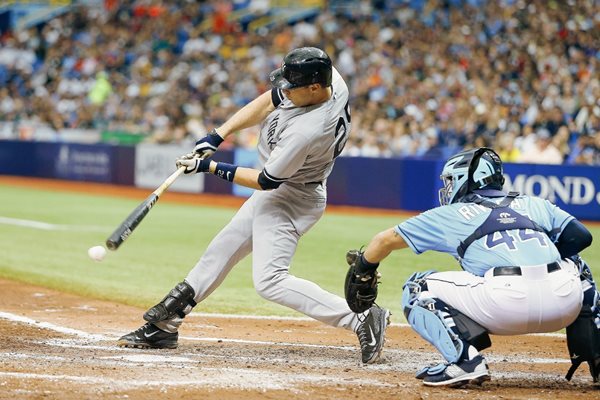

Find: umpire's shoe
<box><xmin>117</xmin><ymin>323</ymin><xmax>178</xmax><ymax>349</ymax></box>
<box><xmin>421</xmin><ymin>355</ymin><xmax>490</xmax><ymax>387</ymax></box>
<box><xmin>356</xmin><ymin>305</ymin><xmax>390</xmax><ymax>364</ymax></box>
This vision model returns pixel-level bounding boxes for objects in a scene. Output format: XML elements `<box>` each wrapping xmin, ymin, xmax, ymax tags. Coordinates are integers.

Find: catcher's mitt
<box><xmin>344</xmin><ymin>249</ymin><xmax>381</xmax><ymax>313</ymax></box>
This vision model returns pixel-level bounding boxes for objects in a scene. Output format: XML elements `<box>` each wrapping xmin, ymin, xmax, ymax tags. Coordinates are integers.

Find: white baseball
<box><xmin>88</xmin><ymin>245</ymin><xmax>107</xmax><ymax>262</ymax></box>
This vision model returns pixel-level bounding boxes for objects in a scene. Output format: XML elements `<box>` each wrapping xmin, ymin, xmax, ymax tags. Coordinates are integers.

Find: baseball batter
<box><xmin>118</xmin><ymin>47</ymin><xmax>390</xmax><ymax>364</ymax></box>
<box><xmin>346</xmin><ymin>147</ymin><xmax>598</xmax><ymax>386</ymax></box>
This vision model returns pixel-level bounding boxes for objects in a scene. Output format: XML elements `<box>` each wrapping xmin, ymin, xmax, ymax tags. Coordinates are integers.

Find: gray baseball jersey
<box><xmin>158</xmin><ymin>67</ymin><xmax>364</xmax><ymax>334</ymax></box>
<box><xmin>258</xmin><ymin>67</ymin><xmax>350</xmax><ymax>193</ymax></box>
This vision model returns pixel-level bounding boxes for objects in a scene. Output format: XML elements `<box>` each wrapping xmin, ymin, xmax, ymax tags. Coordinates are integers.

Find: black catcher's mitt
<box><xmin>344</xmin><ymin>249</ymin><xmax>380</xmax><ymax>313</ymax></box>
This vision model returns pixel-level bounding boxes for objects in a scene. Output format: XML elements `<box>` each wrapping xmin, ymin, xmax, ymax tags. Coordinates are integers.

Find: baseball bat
<box><xmin>105</xmin><ymin>165</ymin><xmax>187</xmax><ymax>251</ymax></box>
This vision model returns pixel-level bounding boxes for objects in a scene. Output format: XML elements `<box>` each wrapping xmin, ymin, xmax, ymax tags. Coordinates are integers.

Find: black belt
<box><xmin>492</xmin><ymin>262</ymin><xmax>561</xmax><ymax>277</ymax></box>
<box><xmin>306</xmin><ymin>181</ymin><xmax>322</xmax><ymax>186</ymax></box>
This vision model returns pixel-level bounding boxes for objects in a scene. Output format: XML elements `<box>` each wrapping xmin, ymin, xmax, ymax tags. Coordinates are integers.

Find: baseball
<box><xmin>88</xmin><ymin>245</ymin><xmax>107</xmax><ymax>262</ymax></box>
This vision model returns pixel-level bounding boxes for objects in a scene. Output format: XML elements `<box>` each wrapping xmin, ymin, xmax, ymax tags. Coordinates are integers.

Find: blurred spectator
<box><xmin>518</xmin><ymin>128</ymin><xmax>563</xmax><ymax>165</ymax></box>
<box><xmin>88</xmin><ymin>71</ymin><xmax>113</xmax><ymax>106</ymax></box>
<box><xmin>567</xmin><ymin>133</ymin><xmax>600</xmax><ymax>165</ymax></box>
<box><xmin>0</xmin><ymin>0</ymin><xmax>598</xmax><ymax>165</ymax></box>
<box><xmin>513</xmin><ymin>125</ymin><xmax>538</xmax><ymax>155</ymax></box>
<box><xmin>495</xmin><ymin>130</ymin><xmax>521</xmax><ymax>163</ymax></box>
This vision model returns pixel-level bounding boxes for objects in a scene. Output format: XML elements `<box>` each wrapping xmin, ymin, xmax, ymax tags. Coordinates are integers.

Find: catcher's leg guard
<box><xmin>144</xmin><ymin>281</ymin><xmax>197</xmax><ymax>323</ymax></box>
<box><xmin>565</xmin><ymin>257</ymin><xmax>600</xmax><ymax>382</ymax></box>
<box><xmin>402</xmin><ymin>271</ymin><xmax>491</xmax><ymax>363</ymax></box>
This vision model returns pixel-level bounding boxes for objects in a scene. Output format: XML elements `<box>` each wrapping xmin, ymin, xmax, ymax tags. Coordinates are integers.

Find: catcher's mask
<box><xmin>439</xmin><ymin>147</ymin><xmax>505</xmax><ymax>206</ymax></box>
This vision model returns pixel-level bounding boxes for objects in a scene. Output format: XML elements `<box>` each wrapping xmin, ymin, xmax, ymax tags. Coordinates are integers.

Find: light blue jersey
<box><xmin>395</xmin><ymin>193</ymin><xmax>574</xmax><ymax>276</ymax></box>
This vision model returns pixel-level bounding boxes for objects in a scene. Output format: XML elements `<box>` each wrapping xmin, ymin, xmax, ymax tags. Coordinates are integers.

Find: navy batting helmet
<box><xmin>269</xmin><ymin>47</ymin><xmax>332</xmax><ymax>90</ymax></box>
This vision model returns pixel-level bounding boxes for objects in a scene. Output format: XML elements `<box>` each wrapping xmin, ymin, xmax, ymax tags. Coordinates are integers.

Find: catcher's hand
<box><xmin>344</xmin><ymin>249</ymin><xmax>380</xmax><ymax>313</ymax></box>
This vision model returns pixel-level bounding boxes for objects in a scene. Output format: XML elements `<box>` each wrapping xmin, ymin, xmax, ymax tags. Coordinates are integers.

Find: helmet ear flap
<box><xmin>467</xmin><ymin>148</ymin><xmax>489</xmax><ymax>191</ymax></box>
<box><xmin>467</xmin><ymin>147</ymin><xmax>503</xmax><ymax>191</ymax></box>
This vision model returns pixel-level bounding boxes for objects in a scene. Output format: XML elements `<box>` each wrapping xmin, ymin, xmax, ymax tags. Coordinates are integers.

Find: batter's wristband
<box><xmin>214</xmin><ymin>162</ymin><xmax>237</xmax><ymax>182</ymax></box>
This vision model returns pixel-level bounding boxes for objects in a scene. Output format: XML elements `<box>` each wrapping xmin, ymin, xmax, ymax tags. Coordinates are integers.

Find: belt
<box><xmin>492</xmin><ymin>262</ymin><xmax>561</xmax><ymax>277</ymax></box>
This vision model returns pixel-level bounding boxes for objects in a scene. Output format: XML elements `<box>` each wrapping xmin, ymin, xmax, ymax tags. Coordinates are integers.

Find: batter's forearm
<box><xmin>217</xmin><ymin>91</ymin><xmax>275</xmax><ymax>138</ymax></box>
<box><xmin>230</xmin><ymin>167</ymin><xmax>262</xmax><ymax>190</ymax></box>
<box><xmin>363</xmin><ymin>228</ymin><xmax>408</xmax><ymax>264</ymax></box>
<box><xmin>205</xmin><ymin>161</ymin><xmax>263</xmax><ymax>190</ymax></box>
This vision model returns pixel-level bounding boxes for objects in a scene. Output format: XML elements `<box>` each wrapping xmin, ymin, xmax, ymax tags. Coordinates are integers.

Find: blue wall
<box><xmin>1</xmin><ymin>140</ymin><xmax>599</xmax><ymax>220</ymax></box>
<box><xmin>327</xmin><ymin>157</ymin><xmax>444</xmax><ymax>211</ymax></box>
<box><xmin>0</xmin><ymin>141</ymin><xmax>134</xmax><ymax>183</ymax></box>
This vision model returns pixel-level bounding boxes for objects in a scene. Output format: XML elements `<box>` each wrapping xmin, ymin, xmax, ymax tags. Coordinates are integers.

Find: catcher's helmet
<box><xmin>439</xmin><ymin>147</ymin><xmax>505</xmax><ymax>206</ymax></box>
<box><xmin>269</xmin><ymin>47</ymin><xmax>332</xmax><ymax>90</ymax></box>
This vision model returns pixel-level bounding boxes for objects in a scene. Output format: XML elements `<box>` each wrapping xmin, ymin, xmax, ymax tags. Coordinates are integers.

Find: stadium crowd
<box><xmin>0</xmin><ymin>0</ymin><xmax>599</xmax><ymax>165</ymax></box>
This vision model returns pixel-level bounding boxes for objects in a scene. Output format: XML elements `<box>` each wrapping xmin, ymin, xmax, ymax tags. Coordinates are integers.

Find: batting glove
<box><xmin>176</xmin><ymin>155</ymin><xmax>211</xmax><ymax>174</ymax></box>
<box><xmin>193</xmin><ymin>129</ymin><xmax>224</xmax><ymax>158</ymax></box>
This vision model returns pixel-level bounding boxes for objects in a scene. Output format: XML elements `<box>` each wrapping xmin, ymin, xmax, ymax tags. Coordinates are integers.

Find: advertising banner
<box><xmin>503</xmin><ymin>163</ymin><xmax>600</xmax><ymax>221</ymax></box>
<box><xmin>0</xmin><ymin>141</ymin><xmax>135</xmax><ymax>184</ymax></box>
<box><xmin>1</xmin><ymin>140</ymin><xmax>598</xmax><ymax>220</ymax></box>
<box><xmin>52</xmin><ymin>143</ymin><xmax>113</xmax><ymax>182</ymax></box>
<box><xmin>328</xmin><ymin>157</ymin><xmax>600</xmax><ymax>220</ymax></box>
<box><xmin>135</xmin><ymin>144</ymin><xmax>204</xmax><ymax>193</ymax></box>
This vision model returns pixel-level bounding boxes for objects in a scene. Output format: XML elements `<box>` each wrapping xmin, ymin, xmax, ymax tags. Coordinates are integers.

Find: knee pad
<box><xmin>144</xmin><ymin>281</ymin><xmax>197</xmax><ymax>323</ymax></box>
<box><xmin>404</xmin><ymin>297</ymin><xmax>464</xmax><ymax>363</ymax></box>
<box><xmin>402</xmin><ymin>270</ymin><xmax>491</xmax><ymax>363</ymax></box>
<box><xmin>402</xmin><ymin>270</ymin><xmax>462</xmax><ymax>362</ymax></box>
<box><xmin>401</xmin><ymin>270</ymin><xmax>436</xmax><ymax>316</ymax></box>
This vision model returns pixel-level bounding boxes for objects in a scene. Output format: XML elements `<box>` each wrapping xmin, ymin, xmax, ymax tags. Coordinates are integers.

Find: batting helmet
<box><xmin>439</xmin><ymin>147</ymin><xmax>505</xmax><ymax>206</ymax></box>
<box><xmin>269</xmin><ymin>47</ymin><xmax>332</xmax><ymax>90</ymax></box>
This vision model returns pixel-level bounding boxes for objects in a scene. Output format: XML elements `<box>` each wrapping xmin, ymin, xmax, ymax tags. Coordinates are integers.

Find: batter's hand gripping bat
<box><xmin>105</xmin><ymin>165</ymin><xmax>187</xmax><ymax>251</ymax></box>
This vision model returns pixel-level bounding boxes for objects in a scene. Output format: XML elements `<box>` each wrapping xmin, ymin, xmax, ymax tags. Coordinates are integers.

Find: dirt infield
<box><xmin>1</xmin><ymin>278</ymin><xmax>599</xmax><ymax>400</ymax></box>
<box><xmin>1</xmin><ymin>176</ymin><xmax>599</xmax><ymax>399</ymax></box>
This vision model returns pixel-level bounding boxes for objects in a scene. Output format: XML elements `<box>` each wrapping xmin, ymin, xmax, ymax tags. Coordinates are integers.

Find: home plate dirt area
<box><xmin>0</xmin><ymin>279</ymin><xmax>598</xmax><ymax>400</ymax></box>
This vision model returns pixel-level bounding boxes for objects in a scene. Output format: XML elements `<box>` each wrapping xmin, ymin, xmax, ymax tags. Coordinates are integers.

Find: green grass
<box><xmin>0</xmin><ymin>183</ymin><xmax>598</xmax><ymax>321</ymax></box>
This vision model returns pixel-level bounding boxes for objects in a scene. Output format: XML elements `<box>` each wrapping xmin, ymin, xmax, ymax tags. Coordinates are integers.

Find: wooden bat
<box><xmin>105</xmin><ymin>165</ymin><xmax>187</xmax><ymax>251</ymax></box>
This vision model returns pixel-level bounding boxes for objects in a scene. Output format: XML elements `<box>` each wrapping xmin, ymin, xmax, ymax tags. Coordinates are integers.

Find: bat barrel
<box><xmin>104</xmin><ymin>166</ymin><xmax>187</xmax><ymax>251</ymax></box>
<box><xmin>105</xmin><ymin>193</ymin><xmax>158</xmax><ymax>250</ymax></box>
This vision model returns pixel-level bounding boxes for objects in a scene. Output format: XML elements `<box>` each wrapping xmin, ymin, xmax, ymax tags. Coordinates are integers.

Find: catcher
<box><xmin>343</xmin><ymin>147</ymin><xmax>598</xmax><ymax>387</ymax></box>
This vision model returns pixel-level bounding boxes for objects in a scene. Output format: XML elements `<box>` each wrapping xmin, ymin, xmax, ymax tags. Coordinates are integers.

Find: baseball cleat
<box><xmin>421</xmin><ymin>355</ymin><xmax>490</xmax><ymax>387</ymax></box>
<box><xmin>117</xmin><ymin>323</ymin><xmax>178</xmax><ymax>349</ymax></box>
<box><xmin>415</xmin><ymin>362</ymin><xmax>446</xmax><ymax>380</ymax></box>
<box><xmin>356</xmin><ymin>305</ymin><xmax>390</xmax><ymax>364</ymax></box>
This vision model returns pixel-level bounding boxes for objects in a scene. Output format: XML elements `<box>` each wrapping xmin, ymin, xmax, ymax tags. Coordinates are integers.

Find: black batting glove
<box><xmin>193</xmin><ymin>129</ymin><xmax>224</xmax><ymax>158</ymax></box>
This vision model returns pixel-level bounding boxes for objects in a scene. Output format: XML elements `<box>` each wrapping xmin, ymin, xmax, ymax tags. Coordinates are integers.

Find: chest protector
<box><xmin>457</xmin><ymin>192</ymin><xmax>548</xmax><ymax>259</ymax></box>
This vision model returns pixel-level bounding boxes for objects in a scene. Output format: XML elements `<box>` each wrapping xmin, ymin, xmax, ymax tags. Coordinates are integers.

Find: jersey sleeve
<box><xmin>394</xmin><ymin>207</ymin><xmax>455</xmax><ymax>255</ymax></box>
<box><xmin>536</xmin><ymin>198</ymin><xmax>575</xmax><ymax>242</ymax></box>
<box><xmin>271</xmin><ymin>88</ymin><xmax>284</xmax><ymax>108</ymax></box>
<box><xmin>262</xmin><ymin>121</ymin><xmax>312</xmax><ymax>181</ymax></box>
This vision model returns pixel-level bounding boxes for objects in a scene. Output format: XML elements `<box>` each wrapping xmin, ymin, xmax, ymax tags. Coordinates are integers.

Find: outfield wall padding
<box><xmin>1</xmin><ymin>140</ymin><xmax>599</xmax><ymax>220</ymax></box>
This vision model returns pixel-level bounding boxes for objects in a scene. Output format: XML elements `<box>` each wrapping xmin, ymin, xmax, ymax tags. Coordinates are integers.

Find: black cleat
<box><xmin>356</xmin><ymin>305</ymin><xmax>390</xmax><ymax>364</ymax></box>
<box><xmin>421</xmin><ymin>355</ymin><xmax>490</xmax><ymax>387</ymax></box>
<box><xmin>117</xmin><ymin>323</ymin><xmax>178</xmax><ymax>349</ymax></box>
